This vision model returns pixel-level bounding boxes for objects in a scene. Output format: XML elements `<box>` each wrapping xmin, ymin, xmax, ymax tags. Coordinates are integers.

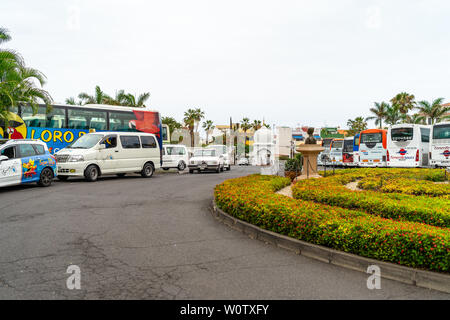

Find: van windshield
<box><xmin>433</xmin><ymin>124</ymin><xmax>450</xmax><ymax>140</ymax></box>
<box><xmin>361</xmin><ymin>133</ymin><xmax>382</xmax><ymax>144</ymax></box>
<box><xmin>68</xmin><ymin>134</ymin><xmax>103</xmax><ymax>149</ymax></box>
<box><xmin>391</xmin><ymin>128</ymin><xmax>413</xmax><ymax>141</ymax></box>
<box><xmin>194</xmin><ymin>150</ymin><xmax>216</xmax><ymax>157</ymax></box>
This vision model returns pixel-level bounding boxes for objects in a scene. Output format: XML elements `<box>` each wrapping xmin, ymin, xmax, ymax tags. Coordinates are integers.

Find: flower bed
<box><xmin>214</xmin><ymin>173</ymin><xmax>450</xmax><ymax>273</ymax></box>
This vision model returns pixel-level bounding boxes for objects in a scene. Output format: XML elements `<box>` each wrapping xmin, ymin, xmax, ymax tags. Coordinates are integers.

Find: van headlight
<box><xmin>68</xmin><ymin>155</ymin><xmax>85</xmax><ymax>162</ymax></box>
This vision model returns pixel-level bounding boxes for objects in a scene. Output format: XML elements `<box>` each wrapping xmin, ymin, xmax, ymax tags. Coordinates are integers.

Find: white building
<box><xmin>252</xmin><ymin>127</ymin><xmax>276</xmax><ymax>166</ymax></box>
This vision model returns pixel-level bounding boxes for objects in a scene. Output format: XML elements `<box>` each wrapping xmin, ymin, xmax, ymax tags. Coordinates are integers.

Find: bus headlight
<box><xmin>68</xmin><ymin>155</ymin><xmax>85</xmax><ymax>162</ymax></box>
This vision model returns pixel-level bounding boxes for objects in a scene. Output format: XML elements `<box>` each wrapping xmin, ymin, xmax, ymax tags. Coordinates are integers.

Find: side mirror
<box><xmin>0</xmin><ymin>155</ymin><xmax>9</xmax><ymax>162</ymax></box>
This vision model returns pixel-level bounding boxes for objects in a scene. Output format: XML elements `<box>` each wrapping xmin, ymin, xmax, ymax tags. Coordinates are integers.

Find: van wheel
<box><xmin>84</xmin><ymin>165</ymin><xmax>99</xmax><ymax>182</ymax></box>
<box><xmin>58</xmin><ymin>176</ymin><xmax>69</xmax><ymax>181</ymax></box>
<box><xmin>38</xmin><ymin>168</ymin><xmax>53</xmax><ymax>187</ymax></box>
<box><xmin>178</xmin><ymin>161</ymin><xmax>186</xmax><ymax>171</ymax></box>
<box><xmin>141</xmin><ymin>162</ymin><xmax>154</xmax><ymax>178</ymax></box>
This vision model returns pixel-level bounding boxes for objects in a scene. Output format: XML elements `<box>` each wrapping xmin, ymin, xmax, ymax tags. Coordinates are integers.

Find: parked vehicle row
<box><xmin>319</xmin><ymin>122</ymin><xmax>450</xmax><ymax>168</ymax></box>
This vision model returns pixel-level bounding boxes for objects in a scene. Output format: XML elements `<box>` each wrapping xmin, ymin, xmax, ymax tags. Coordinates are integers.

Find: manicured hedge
<box><xmin>292</xmin><ymin>171</ymin><xmax>450</xmax><ymax>228</ymax></box>
<box><xmin>357</xmin><ymin>177</ymin><xmax>450</xmax><ymax>197</ymax></box>
<box><xmin>214</xmin><ymin>174</ymin><xmax>450</xmax><ymax>273</ymax></box>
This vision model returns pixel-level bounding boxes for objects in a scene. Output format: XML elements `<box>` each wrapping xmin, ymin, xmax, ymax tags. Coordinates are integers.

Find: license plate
<box><xmin>200</xmin><ymin>164</ymin><xmax>207</xmax><ymax>169</ymax></box>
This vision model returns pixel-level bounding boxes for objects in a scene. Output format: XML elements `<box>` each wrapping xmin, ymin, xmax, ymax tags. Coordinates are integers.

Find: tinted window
<box><xmin>162</xmin><ymin>126</ymin><xmax>168</xmax><ymax>141</ymax></box>
<box><xmin>1</xmin><ymin>146</ymin><xmax>16</xmax><ymax>159</ymax></box>
<box><xmin>120</xmin><ymin>136</ymin><xmax>141</xmax><ymax>149</ymax></box>
<box><xmin>332</xmin><ymin>140</ymin><xmax>343</xmax><ymax>149</ymax></box>
<box><xmin>361</xmin><ymin>133</ymin><xmax>382</xmax><ymax>143</ymax></box>
<box><xmin>33</xmin><ymin>144</ymin><xmax>46</xmax><ymax>155</ymax></box>
<box><xmin>322</xmin><ymin>139</ymin><xmax>332</xmax><ymax>148</ymax></box>
<box><xmin>391</xmin><ymin>128</ymin><xmax>413</xmax><ymax>141</ymax></box>
<box><xmin>420</xmin><ymin>128</ymin><xmax>430</xmax><ymax>143</ymax></box>
<box><xmin>141</xmin><ymin>136</ymin><xmax>157</xmax><ymax>148</ymax></box>
<box><xmin>109</xmin><ymin>112</ymin><xmax>137</xmax><ymax>132</ymax></box>
<box><xmin>22</xmin><ymin>105</ymin><xmax>67</xmax><ymax>129</ymax></box>
<box><xmin>343</xmin><ymin>140</ymin><xmax>353</xmax><ymax>152</ymax></box>
<box><xmin>100</xmin><ymin>135</ymin><xmax>117</xmax><ymax>149</ymax></box>
<box><xmin>18</xmin><ymin>144</ymin><xmax>37</xmax><ymax>157</ymax></box>
<box><xmin>433</xmin><ymin>124</ymin><xmax>450</xmax><ymax>140</ymax></box>
<box><xmin>68</xmin><ymin>108</ymin><xmax>107</xmax><ymax>130</ymax></box>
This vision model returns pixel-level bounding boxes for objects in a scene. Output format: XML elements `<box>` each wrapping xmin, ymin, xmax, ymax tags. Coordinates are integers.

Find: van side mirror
<box><xmin>0</xmin><ymin>155</ymin><xmax>9</xmax><ymax>162</ymax></box>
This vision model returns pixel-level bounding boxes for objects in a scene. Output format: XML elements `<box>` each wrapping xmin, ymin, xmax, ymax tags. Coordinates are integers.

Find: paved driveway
<box><xmin>0</xmin><ymin>166</ymin><xmax>448</xmax><ymax>299</ymax></box>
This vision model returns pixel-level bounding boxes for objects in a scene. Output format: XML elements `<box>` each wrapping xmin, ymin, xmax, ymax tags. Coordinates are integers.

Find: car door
<box><xmin>117</xmin><ymin>135</ymin><xmax>142</xmax><ymax>171</ymax></box>
<box><xmin>97</xmin><ymin>135</ymin><xmax>119</xmax><ymax>173</ymax></box>
<box><xmin>0</xmin><ymin>145</ymin><xmax>22</xmax><ymax>187</ymax></box>
<box><xmin>17</xmin><ymin>143</ymin><xmax>41</xmax><ymax>183</ymax></box>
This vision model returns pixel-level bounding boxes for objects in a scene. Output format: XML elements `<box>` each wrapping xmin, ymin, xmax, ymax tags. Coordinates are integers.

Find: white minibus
<box><xmin>162</xmin><ymin>144</ymin><xmax>189</xmax><ymax>171</ymax></box>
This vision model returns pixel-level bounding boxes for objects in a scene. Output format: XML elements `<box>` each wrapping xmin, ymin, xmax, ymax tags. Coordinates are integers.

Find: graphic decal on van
<box><xmin>0</xmin><ymin>112</ymin><xmax>27</xmax><ymax>139</ymax></box>
<box><xmin>398</xmin><ymin>149</ymin><xmax>407</xmax><ymax>156</ymax></box>
<box><xmin>442</xmin><ymin>150</ymin><xmax>450</xmax><ymax>159</ymax></box>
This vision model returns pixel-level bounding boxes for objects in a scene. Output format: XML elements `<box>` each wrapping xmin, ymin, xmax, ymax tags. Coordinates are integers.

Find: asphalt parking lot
<box><xmin>0</xmin><ymin>166</ymin><xmax>448</xmax><ymax>299</ymax></box>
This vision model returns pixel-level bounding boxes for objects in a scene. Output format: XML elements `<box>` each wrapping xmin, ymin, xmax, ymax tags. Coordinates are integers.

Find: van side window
<box><xmin>1</xmin><ymin>146</ymin><xmax>16</xmax><ymax>159</ymax></box>
<box><xmin>33</xmin><ymin>144</ymin><xmax>46</xmax><ymax>155</ymax></box>
<box><xmin>101</xmin><ymin>135</ymin><xmax>117</xmax><ymax>149</ymax></box>
<box><xmin>420</xmin><ymin>128</ymin><xmax>430</xmax><ymax>142</ymax></box>
<box><xmin>141</xmin><ymin>136</ymin><xmax>157</xmax><ymax>148</ymax></box>
<box><xmin>18</xmin><ymin>144</ymin><xmax>37</xmax><ymax>157</ymax></box>
<box><xmin>120</xmin><ymin>136</ymin><xmax>141</xmax><ymax>149</ymax></box>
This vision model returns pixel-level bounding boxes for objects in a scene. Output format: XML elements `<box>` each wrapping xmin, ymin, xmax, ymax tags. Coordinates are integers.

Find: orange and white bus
<box><xmin>358</xmin><ymin>129</ymin><xmax>387</xmax><ymax>167</ymax></box>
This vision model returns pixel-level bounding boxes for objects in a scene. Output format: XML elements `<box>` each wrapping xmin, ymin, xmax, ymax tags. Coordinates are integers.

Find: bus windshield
<box><xmin>433</xmin><ymin>124</ymin><xmax>450</xmax><ymax>140</ymax></box>
<box><xmin>361</xmin><ymin>133</ymin><xmax>382</xmax><ymax>144</ymax></box>
<box><xmin>323</xmin><ymin>139</ymin><xmax>332</xmax><ymax>148</ymax></box>
<box><xmin>68</xmin><ymin>134</ymin><xmax>103</xmax><ymax>149</ymax></box>
<box><xmin>343</xmin><ymin>140</ymin><xmax>353</xmax><ymax>152</ymax></box>
<box><xmin>391</xmin><ymin>128</ymin><xmax>413</xmax><ymax>141</ymax></box>
<box><xmin>332</xmin><ymin>140</ymin><xmax>343</xmax><ymax>149</ymax></box>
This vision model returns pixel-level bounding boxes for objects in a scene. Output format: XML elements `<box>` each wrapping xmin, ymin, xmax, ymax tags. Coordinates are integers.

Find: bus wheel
<box><xmin>38</xmin><ymin>168</ymin><xmax>54</xmax><ymax>187</ymax></box>
<box><xmin>141</xmin><ymin>162</ymin><xmax>154</xmax><ymax>178</ymax></box>
<box><xmin>84</xmin><ymin>165</ymin><xmax>99</xmax><ymax>182</ymax></box>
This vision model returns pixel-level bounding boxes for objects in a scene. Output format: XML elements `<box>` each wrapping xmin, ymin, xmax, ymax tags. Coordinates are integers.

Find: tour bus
<box><xmin>317</xmin><ymin>138</ymin><xmax>333</xmax><ymax>166</ymax></box>
<box><xmin>0</xmin><ymin>104</ymin><xmax>163</xmax><ymax>161</ymax></box>
<box><xmin>387</xmin><ymin>124</ymin><xmax>431</xmax><ymax>168</ymax></box>
<box><xmin>330</xmin><ymin>138</ymin><xmax>344</xmax><ymax>166</ymax></box>
<box><xmin>342</xmin><ymin>136</ymin><xmax>356</xmax><ymax>166</ymax></box>
<box><xmin>358</xmin><ymin>129</ymin><xmax>387</xmax><ymax>167</ymax></box>
<box><xmin>430</xmin><ymin>121</ymin><xmax>450</xmax><ymax>167</ymax></box>
<box><xmin>353</xmin><ymin>133</ymin><xmax>360</xmax><ymax>166</ymax></box>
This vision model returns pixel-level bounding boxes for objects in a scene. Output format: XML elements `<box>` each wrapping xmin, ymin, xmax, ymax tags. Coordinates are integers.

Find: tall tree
<box><xmin>183</xmin><ymin>108</ymin><xmax>205</xmax><ymax>147</ymax></box>
<box><xmin>346</xmin><ymin>116</ymin><xmax>367</xmax><ymax>136</ymax></box>
<box><xmin>202</xmin><ymin>120</ymin><xmax>214</xmax><ymax>145</ymax></box>
<box><xmin>78</xmin><ymin>85</ymin><xmax>112</xmax><ymax>105</ymax></box>
<box><xmin>390</xmin><ymin>92</ymin><xmax>416</xmax><ymax>115</ymax></box>
<box><xmin>162</xmin><ymin>116</ymin><xmax>182</xmax><ymax>140</ymax></box>
<box><xmin>119</xmin><ymin>92</ymin><xmax>150</xmax><ymax>107</ymax></box>
<box><xmin>0</xmin><ymin>27</ymin><xmax>52</xmax><ymax>137</ymax></box>
<box><xmin>416</xmin><ymin>98</ymin><xmax>448</xmax><ymax>124</ymax></box>
<box><xmin>384</xmin><ymin>104</ymin><xmax>402</xmax><ymax>125</ymax></box>
<box><xmin>251</xmin><ymin>119</ymin><xmax>262</xmax><ymax>131</ymax></box>
<box><xmin>366</xmin><ymin>102</ymin><xmax>388</xmax><ymax>129</ymax></box>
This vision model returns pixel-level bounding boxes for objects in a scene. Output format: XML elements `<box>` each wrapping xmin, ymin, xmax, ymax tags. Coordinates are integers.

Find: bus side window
<box><xmin>68</xmin><ymin>108</ymin><xmax>107</xmax><ymax>130</ymax></box>
<box><xmin>109</xmin><ymin>111</ymin><xmax>137</xmax><ymax>132</ymax></box>
<box><xmin>420</xmin><ymin>128</ymin><xmax>430</xmax><ymax>142</ymax></box>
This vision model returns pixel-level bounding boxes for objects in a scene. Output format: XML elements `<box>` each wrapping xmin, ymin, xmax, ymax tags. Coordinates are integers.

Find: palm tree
<box><xmin>416</xmin><ymin>98</ymin><xmax>448</xmax><ymax>124</ymax></box>
<box><xmin>251</xmin><ymin>120</ymin><xmax>262</xmax><ymax>131</ymax></box>
<box><xmin>366</xmin><ymin>102</ymin><xmax>388</xmax><ymax>129</ymax></box>
<box><xmin>407</xmin><ymin>113</ymin><xmax>426</xmax><ymax>124</ymax></box>
<box><xmin>390</xmin><ymin>92</ymin><xmax>416</xmax><ymax>115</ymax></box>
<box><xmin>183</xmin><ymin>108</ymin><xmax>205</xmax><ymax>147</ymax></box>
<box><xmin>384</xmin><ymin>104</ymin><xmax>402</xmax><ymax>125</ymax></box>
<box><xmin>347</xmin><ymin>116</ymin><xmax>368</xmax><ymax>136</ymax></box>
<box><xmin>202</xmin><ymin>120</ymin><xmax>214</xmax><ymax>145</ymax></box>
<box><xmin>78</xmin><ymin>85</ymin><xmax>112</xmax><ymax>105</ymax></box>
<box><xmin>0</xmin><ymin>28</ymin><xmax>52</xmax><ymax>136</ymax></box>
<box><xmin>65</xmin><ymin>97</ymin><xmax>82</xmax><ymax>105</ymax></box>
<box><xmin>121</xmin><ymin>92</ymin><xmax>150</xmax><ymax>107</ymax></box>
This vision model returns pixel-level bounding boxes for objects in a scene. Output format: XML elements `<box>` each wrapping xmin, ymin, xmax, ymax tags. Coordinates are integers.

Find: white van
<box><xmin>387</xmin><ymin>124</ymin><xmax>431</xmax><ymax>168</ymax></box>
<box><xmin>209</xmin><ymin>144</ymin><xmax>232</xmax><ymax>170</ymax></box>
<box><xmin>430</xmin><ymin>121</ymin><xmax>450</xmax><ymax>167</ymax></box>
<box><xmin>55</xmin><ymin>132</ymin><xmax>161</xmax><ymax>181</ymax></box>
<box><xmin>162</xmin><ymin>144</ymin><xmax>189</xmax><ymax>171</ymax></box>
<box><xmin>330</xmin><ymin>139</ymin><xmax>344</xmax><ymax>166</ymax></box>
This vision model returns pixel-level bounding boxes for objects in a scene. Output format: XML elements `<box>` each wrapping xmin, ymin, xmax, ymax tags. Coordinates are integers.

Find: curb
<box><xmin>210</xmin><ymin>200</ymin><xmax>450</xmax><ymax>294</ymax></box>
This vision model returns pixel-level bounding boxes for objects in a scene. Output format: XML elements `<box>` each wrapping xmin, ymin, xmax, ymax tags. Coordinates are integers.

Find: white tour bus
<box><xmin>387</xmin><ymin>124</ymin><xmax>431</xmax><ymax>168</ymax></box>
<box><xmin>55</xmin><ymin>132</ymin><xmax>161</xmax><ymax>182</ymax></box>
<box><xmin>342</xmin><ymin>136</ymin><xmax>356</xmax><ymax>166</ymax></box>
<box><xmin>430</xmin><ymin>122</ymin><xmax>450</xmax><ymax>167</ymax></box>
<box><xmin>330</xmin><ymin>139</ymin><xmax>344</xmax><ymax>166</ymax></box>
<box><xmin>317</xmin><ymin>138</ymin><xmax>333</xmax><ymax>166</ymax></box>
<box><xmin>358</xmin><ymin>129</ymin><xmax>387</xmax><ymax>167</ymax></box>
<box><xmin>162</xmin><ymin>144</ymin><xmax>189</xmax><ymax>171</ymax></box>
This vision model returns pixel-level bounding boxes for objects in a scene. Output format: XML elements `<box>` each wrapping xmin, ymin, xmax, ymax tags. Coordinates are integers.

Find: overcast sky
<box><xmin>2</xmin><ymin>0</ymin><xmax>450</xmax><ymax>129</ymax></box>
